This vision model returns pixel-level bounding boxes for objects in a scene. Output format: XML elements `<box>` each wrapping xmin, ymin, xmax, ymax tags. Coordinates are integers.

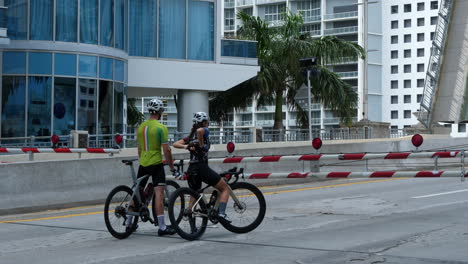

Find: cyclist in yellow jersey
<box><xmin>135</xmin><ymin>99</ymin><xmax>177</xmax><ymax>236</ymax></box>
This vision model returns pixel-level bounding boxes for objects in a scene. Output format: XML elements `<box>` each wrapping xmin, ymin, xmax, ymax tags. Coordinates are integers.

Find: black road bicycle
<box><xmin>167</xmin><ymin>166</ymin><xmax>266</xmax><ymax>241</ymax></box>
<box><xmin>104</xmin><ymin>159</ymin><xmax>183</xmax><ymax>239</ymax></box>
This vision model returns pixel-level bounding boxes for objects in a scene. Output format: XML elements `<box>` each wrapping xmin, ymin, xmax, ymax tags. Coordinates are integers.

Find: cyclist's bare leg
<box><xmin>214</xmin><ymin>179</ymin><xmax>229</xmax><ymax>203</ymax></box>
<box><xmin>154</xmin><ymin>186</ymin><xmax>167</xmax><ymax>230</ymax></box>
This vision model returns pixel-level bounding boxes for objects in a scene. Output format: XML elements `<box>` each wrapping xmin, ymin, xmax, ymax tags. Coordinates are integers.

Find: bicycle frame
<box><xmin>190</xmin><ymin>184</ymin><xmax>244</xmax><ymax>218</ymax></box>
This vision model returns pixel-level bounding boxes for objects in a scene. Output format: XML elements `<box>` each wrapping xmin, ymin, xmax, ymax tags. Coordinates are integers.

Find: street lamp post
<box><xmin>300</xmin><ymin>57</ymin><xmax>317</xmax><ymax>141</ymax></box>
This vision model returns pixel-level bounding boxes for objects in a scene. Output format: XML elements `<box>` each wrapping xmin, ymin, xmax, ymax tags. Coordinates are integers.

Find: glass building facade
<box><xmin>1</xmin><ymin>0</ymin><xmax>216</xmax><ymax>138</ymax></box>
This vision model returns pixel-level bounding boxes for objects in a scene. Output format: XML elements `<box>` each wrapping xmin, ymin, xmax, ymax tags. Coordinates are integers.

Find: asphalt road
<box><xmin>1</xmin><ymin>178</ymin><xmax>468</xmax><ymax>264</ymax></box>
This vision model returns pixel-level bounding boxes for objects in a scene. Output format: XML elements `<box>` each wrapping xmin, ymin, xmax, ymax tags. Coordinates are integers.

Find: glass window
<box><xmin>404</xmin><ymin>49</ymin><xmax>411</xmax><ymax>58</ymax></box>
<box><xmin>404</xmin><ymin>19</ymin><xmax>411</xmax><ymax>28</ymax></box>
<box><xmin>391</xmin><ymin>80</ymin><xmax>398</xmax><ymax>89</ymax></box>
<box><xmin>99</xmin><ymin>57</ymin><xmax>113</xmax><ymax>79</ymax></box>
<box><xmin>391</xmin><ymin>111</ymin><xmax>398</xmax><ymax>119</ymax></box>
<box><xmin>159</xmin><ymin>0</ymin><xmax>186</xmax><ymax>59</ymax></box>
<box><xmin>54</xmin><ymin>78</ymin><xmax>76</xmax><ymax>135</ymax></box>
<box><xmin>417</xmin><ymin>33</ymin><xmax>424</xmax><ymax>42</ymax></box>
<box><xmin>417</xmin><ymin>94</ymin><xmax>422</xmax><ymax>103</ymax></box>
<box><xmin>431</xmin><ymin>32</ymin><xmax>435</xmax><ymax>40</ymax></box>
<box><xmin>391</xmin><ymin>50</ymin><xmax>398</xmax><ymax>59</ymax></box>
<box><xmin>3</xmin><ymin>52</ymin><xmax>26</xmax><ymax>74</ymax></box>
<box><xmin>56</xmin><ymin>0</ymin><xmax>78</xmax><ymax>42</ymax></box>
<box><xmin>29</xmin><ymin>52</ymin><xmax>52</xmax><ymax>75</ymax></box>
<box><xmin>391</xmin><ymin>5</ymin><xmax>398</xmax><ymax>14</ymax></box>
<box><xmin>27</xmin><ymin>77</ymin><xmax>52</xmax><ymax>136</ymax></box>
<box><xmin>404</xmin><ymin>79</ymin><xmax>411</xmax><ymax>88</ymax></box>
<box><xmin>404</xmin><ymin>4</ymin><xmax>411</xmax><ymax>12</ymax></box>
<box><xmin>417</xmin><ymin>18</ymin><xmax>425</xmax><ymax>27</ymax></box>
<box><xmin>113</xmin><ymin>83</ymin><xmax>124</xmax><ymax>133</ymax></box>
<box><xmin>391</xmin><ymin>35</ymin><xmax>398</xmax><ymax>44</ymax></box>
<box><xmin>1</xmin><ymin>77</ymin><xmax>26</xmax><ymax>137</ymax></box>
<box><xmin>404</xmin><ymin>64</ymin><xmax>411</xmax><ymax>73</ymax></box>
<box><xmin>30</xmin><ymin>0</ymin><xmax>53</xmax><ymax>40</ymax></box>
<box><xmin>404</xmin><ymin>110</ymin><xmax>411</xmax><ymax>119</ymax></box>
<box><xmin>80</xmin><ymin>0</ymin><xmax>98</xmax><ymax>44</ymax></box>
<box><xmin>404</xmin><ymin>34</ymin><xmax>411</xmax><ymax>43</ymax></box>
<box><xmin>417</xmin><ymin>2</ymin><xmax>425</xmax><ymax>11</ymax></box>
<box><xmin>78</xmin><ymin>79</ymin><xmax>97</xmax><ymax>134</ymax></box>
<box><xmin>79</xmin><ymin>55</ymin><xmax>97</xmax><ymax>77</ymax></box>
<box><xmin>55</xmin><ymin>53</ymin><xmax>77</xmax><ymax>76</ymax></box>
<box><xmin>391</xmin><ymin>96</ymin><xmax>398</xmax><ymax>104</ymax></box>
<box><xmin>417</xmin><ymin>79</ymin><xmax>425</xmax><ymax>87</ymax></box>
<box><xmin>115</xmin><ymin>0</ymin><xmax>126</xmax><ymax>50</ymax></box>
<box><xmin>431</xmin><ymin>1</ymin><xmax>438</xmax><ymax>10</ymax></box>
<box><xmin>417</xmin><ymin>63</ymin><xmax>425</xmax><ymax>72</ymax></box>
<box><xmin>417</xmin><ymin>48</ymin><xmax>425</xmax><ymax>57</ymax></box>
<box><xmin>129</xmin><ymin>0</ymin><xmax>157</xmax><ymax>57</ymax></box>
<box><xmin>6</xmin><ymin>0</ymin><xmax>28</xmax><ymax>40</ymax></box>
<box><xmin>391</xmin><ymin>20</ymin><xmax>398</xmax><ymax>29</ymax></box>
<box><xmin>100</xmin><ymin>0</ymin><xmax>114</xmax><ymax>47</ymax></box>
<box><xmin>431</xmin><ymin>16</ymin><xmax>438</xmax><ymax>25</ymax></box>
<box><xmin>114</xmin><ymin>60</ymin><xmax>125</xmax><ymax>82</ymax></box>
<box><xmin>188</xmin><ymin>0</ymin><xmax>215</xmax><ymax>61</ymax></box>
<box><xmin>404</xmin><ymin>95</ymin><xmax>411</xmax><ymax>103</ymax></box>
<box><xmin>391</xmin><ymin>65</ymin><xmax>398</xmax><ymax>74</ymax></box>
<box><xmin>99</xmin><ymin>81</ymin><xmax>113</xmax><ymax>135</ymax></box>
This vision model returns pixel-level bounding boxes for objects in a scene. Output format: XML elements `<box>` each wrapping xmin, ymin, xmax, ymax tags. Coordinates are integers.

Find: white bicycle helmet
<box><xmin>147</xmin><ymin>99</ymin><xmax>164</xmax><ymax>114</ymax></box>
<box><xmin>193</xmin><ymin>112</ymin><xmax>209</xmax><ymax>123</ymax></box>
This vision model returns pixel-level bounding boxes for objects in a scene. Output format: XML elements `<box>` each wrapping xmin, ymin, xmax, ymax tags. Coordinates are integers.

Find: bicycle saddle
<box><xmin>122</xmin><ymin>158</ymin><xmax>138</xmax><ymax>165</ymax></box>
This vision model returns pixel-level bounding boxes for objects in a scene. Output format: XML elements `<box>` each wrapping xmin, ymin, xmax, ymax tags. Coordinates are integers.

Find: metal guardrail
<box><xmin>323</xmin><ymin>11</ymin><xmax>358</xmax><ymax>20</ymax></box>
<box><xmin>324</xmin><ymin>26</ymin><xmax>358</xmax><ymax>35</ymax></box>
<box><xmin>236</xmin><ymin>0</ymin><xmax>253</xmax><ymax>6</ymax></box>
<box><xmin>303</xmin><ymin>15</ymin><xmax>321</xmax><ymax>23</ymax></box>
<box><xmin>418</xmin><ymin>0</ymin><xmax>453</xmax><ymax>127</ymax></box>
<box><xmin>336</xmin><ymin>71</ymin><xmax>358</xmax><ymax>78</ymax></box>
<box><xmin>224</xmin><ymin>0</ymin><xmax>235</xmax><ymax>8</ymax></box>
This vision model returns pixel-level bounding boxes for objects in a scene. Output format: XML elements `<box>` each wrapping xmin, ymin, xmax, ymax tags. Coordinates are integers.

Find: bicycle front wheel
<box><xmin>168</xmin><ymin>187</ymin><xmax>208</xmax><ymax>241</ymax></box>
<box><xmin>221</xmin><ymin>182</ymin><xmax>266</xmax><ymax>234</ymax></box>
<box><xmin>104</xmin><ymin>185</ymin><xmax>139</xmax><ymax>239</ymax></box>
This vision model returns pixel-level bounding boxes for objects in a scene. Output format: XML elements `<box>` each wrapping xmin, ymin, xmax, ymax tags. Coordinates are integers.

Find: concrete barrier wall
<box><xmin>1</xmin><ymin>135</ymin><xmax>467</xmax><ymax>213</ymax></box>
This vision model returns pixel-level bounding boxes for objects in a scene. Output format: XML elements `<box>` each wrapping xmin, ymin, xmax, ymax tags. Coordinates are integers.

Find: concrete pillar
<box><xmin>177</xmin><ymin>90</ymin><xmax>209</xmax><ymax>132</ymax></box>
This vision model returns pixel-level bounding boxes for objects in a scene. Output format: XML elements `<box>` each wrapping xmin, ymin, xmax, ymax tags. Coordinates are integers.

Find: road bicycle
<box><xmin>167</xmin><ymin>165</ymin><xmax>266</xmax><ymax>241</ymax></box>
<box><xmin>103</xmin><ymin>159</ymin><xmax>183</xmax><ymax>239</ymax></box>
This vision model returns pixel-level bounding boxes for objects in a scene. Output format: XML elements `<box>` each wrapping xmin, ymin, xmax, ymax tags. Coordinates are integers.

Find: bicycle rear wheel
<box><xmin>104</xmin><ymin>185</ymin><xmax>139</xmax><ymax>239</ymax></box>
<box><xmin>150</xmin><ymin>180</ymin><xmax>181</xmax><ymax>224</ymax></box>
<box><xmin>220</xmin><ymin>182</ymin><xmax>266</xmax><ymax>234</ymax></box>
<box><xmin>168</xmin><ymin>187</ymin><xmax>208</xmax><ymax>241</ymax></box>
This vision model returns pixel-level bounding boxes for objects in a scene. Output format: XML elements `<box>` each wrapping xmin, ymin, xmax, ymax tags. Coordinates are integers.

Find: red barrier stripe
<box><xmin>340</xmin><ymin>154</ymin><xmax>366</xmax><ymax>160</ymax></box>
<box><xmin>327</xmin><ymin>172</ymin><xmax>352</xmax><ymax>178</ymax></box>
<box><xmin>415</xmin><ymin>171</ymin><xmax>444</xmax><ymax>177</ymax></box>
<box><xmin>385</xmin><ymin>153</ymin><xmax>411</xmax><ymax>159</ymax></box>
<box><xmin>259</xmin><ymin>156</ymin><xmax>282</xmax><ymax>162</ymax></box>
<box><xmin>370</xmin><ymin>171</ymin><xmax>396</xmax><ymax>178</ymax></box>
<box><xmin>54</xmin><ymin>148</ymin><xmax>73</xmax><ymax>153</ymax></box>
<box><xmin>249</xmin><ymin>173</ymin><xmax>271</xmax><ymax>179</ymax></box>
<box><xmin>0</xmin><ymin>148</ymin><xmax>7</xmax><ymax>153</ymax></box>
<box><xmin>86</xmin><ymin>148</ymin><xmax>106</xmax><ymax>153</ymax></box>
<box><xmin>287</xmin><ymin>172</ymin><xmax>309</xmax><ymax>178</ymax></box>
<box><xmin>432</xmin><ymin>151</ymin><xmax>459</xmax><ymax>158</ymax></box>
<box><xmin>21</xmin><ymin>148</ymin><xmax>39</xmax><ymax>153</ymax></box>
<box><xmin>223</xmin><ymin>157</ymin><xmax>244</xmax><ymax>163</ymax></box>
<box><xmin>299</xmin><ymin>155</ymin><xmax>322</xmax><ymax>161</ymax></box>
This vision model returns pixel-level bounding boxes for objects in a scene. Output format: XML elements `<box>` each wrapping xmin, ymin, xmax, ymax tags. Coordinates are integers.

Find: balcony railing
<box><xmin>303</xmin><ymin>15</ymin><xmax>321</xmax><ymax>23</ymax></box>
<box><xmin>236</xmin><ymin>0</ymin><xmax>253</xmax><ymax>6</ymax></box>
<box><xmin>221</xmin><ymin>39</ymin><xmax>257</xmax><ymax>59</ymax></box>
<box><xmin>324</xmin><ymin>26</ymin><xmax>358</xmax><ymax>35</ymax></box>
<box><xmin>336</xmin><ymin>71</ymin><xmax>358</xmax><ymax>78</ymax></box>
<box><xmin>160</xmin><ymin>120</ymin><xmax>177</xmax><ymax>127</ymax></box>
<box><xmin>268</xmin><ymin>20</ymin><xmax>285</xmax><ymax>28</ymax></box>
<box><xmin>224</xmin><ymin>0</ymin><xmax>235</xmax><ymax>8</ymax></box>
<box><xmin>323</xmin><ymin>11</ymin><xmax>358</xmax><ymax>20</ymax></box>
<box><xmin>236</xmin><ymin>121</ymin><xmax>254</xmax><ymax>126</ymax></box>
<box><xmin>323</xmin><ymin>117</ymin><xmax>340</xmax><ymax>124</ymax></box>
<box><xmin>256</xmin><ymin>0</ymin><xmax>286</xmax><ymax>5</ymax></box>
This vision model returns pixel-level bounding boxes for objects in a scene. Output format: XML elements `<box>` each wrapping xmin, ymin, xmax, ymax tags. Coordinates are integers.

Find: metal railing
<box><xmin>261</xmin><ymin>128</ymin><xmax>369</xmax><ymax>142</ymax></box>
<box><xmin>224</xmin><ymin>25</ymin><xmax>235</xmax><ymax>31</ymax></box>
<box><xmin>236</xmin><ymin>0</ymin><xmax>253</xmax><ymax>6</ymax></box>
<box><xmin>221</xmin><ymin>39</ymin><xmax>257</xmax><ymax>59</ymax></box>
<box><xmin>303</xmin><ymin>15</ymin><xmax>321</xmax><ymax>23</ymax></box>
<box><xmin>0</xmin><ymin>135</ymin><xmax>72</xmax><ymax>148</ymax></box>
<box><xmin>323</xmin><ymin>11</ymin><xmax>358</xmax><ymax>20</ymax></box>
<box><xmin>256</xmin><ymin>0</ymin><xmax>286</xmax><ymax>5</ymax></box>
<box><xmin>336</xmin><ymin>71</ymin><xmax>358</xmax><ymax>78</ymax></box>
<box><xmin>324</xmin><ymin>26</ymin><xmax>358</xmax><ymax>35</ymax></box>
<box><xmin>224</xmin><ymin>0</ymin><xmax>235</xmax><ymax>8</ymax></box>
<box><xmin>418</xmin><ymin>0</ymin><xmax>453</xmax><ymax>127</ymax></box>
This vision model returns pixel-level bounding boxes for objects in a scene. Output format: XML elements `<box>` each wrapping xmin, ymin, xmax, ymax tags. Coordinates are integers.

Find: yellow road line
<box><xmin>0</xmin><ymin>178</ymin><xmax>405</xmax><ymax>224</ymax></box>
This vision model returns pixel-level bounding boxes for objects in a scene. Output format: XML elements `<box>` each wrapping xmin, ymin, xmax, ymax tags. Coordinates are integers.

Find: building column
<box><xmin>177</xmin><ymin>90</ymin><xmax>209</xmax><ymax>132</ymax></box>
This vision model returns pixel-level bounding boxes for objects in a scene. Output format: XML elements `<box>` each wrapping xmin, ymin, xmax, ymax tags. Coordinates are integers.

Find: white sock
<box><xmin>157</xmin><ymin>215</ymin><xmax>166</xmax><ymax>231</ymax></box>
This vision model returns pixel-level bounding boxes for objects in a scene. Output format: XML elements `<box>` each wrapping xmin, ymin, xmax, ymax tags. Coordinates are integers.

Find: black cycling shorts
<box><xmin>137</xmin><ymin>163</ymin><xmax>166</xmax><ymax>187</ymax></box>
<box><xmin>187</xmin><ymin>162</ymin><xmax>221</xmax><ymax>191</ymax></box>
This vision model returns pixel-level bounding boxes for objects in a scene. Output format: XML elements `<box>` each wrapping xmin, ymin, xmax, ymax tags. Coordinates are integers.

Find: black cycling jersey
<box><xmin>183</xmin><ymin>127</ymin><xmax>211</xmax><ymax>163</ymax></box>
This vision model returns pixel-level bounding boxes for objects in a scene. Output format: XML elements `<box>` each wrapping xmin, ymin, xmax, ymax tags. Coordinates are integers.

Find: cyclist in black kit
<box><xmin>173</xmin><ymin>112</ymin><xmax>231</xmax><ymax>222</ymax></box>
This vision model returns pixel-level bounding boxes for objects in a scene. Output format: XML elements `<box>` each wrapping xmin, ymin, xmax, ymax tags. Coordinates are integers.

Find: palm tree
<box><xmin>127</xmin><ymin>98</ymin><xmax>145</xmax><ymax>129</ymax></box>
<box><xmin>210</xmin><ymin>11</ymin><xmax>365</xmax><ymax>129</ymax></box>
